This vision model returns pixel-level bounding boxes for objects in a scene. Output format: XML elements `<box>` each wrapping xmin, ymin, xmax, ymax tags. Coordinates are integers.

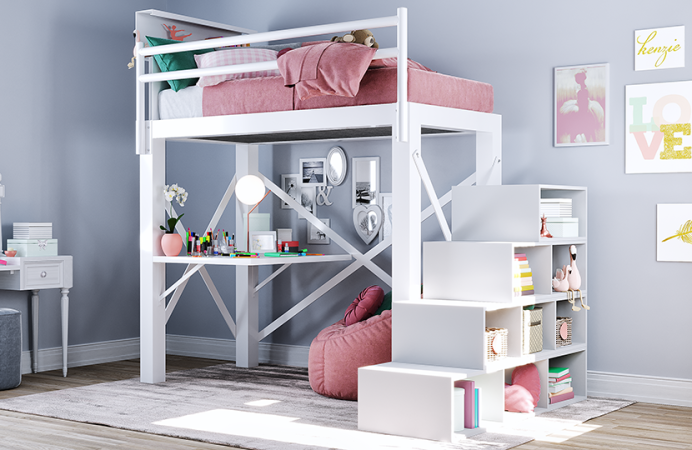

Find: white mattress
<box><xmin>158</xmin><ymin>86</ymin><xmax>203</xmax><ymax>120</ymax></box>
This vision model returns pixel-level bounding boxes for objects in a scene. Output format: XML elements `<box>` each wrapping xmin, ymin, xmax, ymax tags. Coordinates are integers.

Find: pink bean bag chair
<box><xmin>309</xmin><ymin>286</ymin><xmax>392</xmax><ymax>400</ymax></box>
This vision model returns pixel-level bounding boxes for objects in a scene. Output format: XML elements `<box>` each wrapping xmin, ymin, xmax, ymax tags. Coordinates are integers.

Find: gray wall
<box><xmin>164</xmin><ymin>0</ymin><xmax>692</xmax><ymax>380</ymax></box>
<box><xmin>0</xmin><ymin>0</ymin><xmax>165</xmax><ymax>352</ymax></box>
<box><xmin>2</xmin><ymin>0</ymin><xmax>689</xmax><ymax>383</ymax></box>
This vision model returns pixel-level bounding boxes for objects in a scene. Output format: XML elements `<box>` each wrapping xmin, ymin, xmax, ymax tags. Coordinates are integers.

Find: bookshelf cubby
<box><xmin>359</xmin><ymin>185</ymin><xmax>588</xmax><ymax>442</ymax></box>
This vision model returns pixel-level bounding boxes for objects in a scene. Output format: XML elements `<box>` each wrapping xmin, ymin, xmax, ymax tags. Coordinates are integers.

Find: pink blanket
<box><xmin>277</xmin><ymin>42</ymin><xmax>376</xmax><ymax>101</ymax></box>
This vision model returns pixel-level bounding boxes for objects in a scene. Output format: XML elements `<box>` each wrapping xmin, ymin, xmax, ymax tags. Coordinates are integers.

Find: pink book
<box><xmin>455</xmin><ymin>379</ymin><xmax>475</xmax><ymax>429</ymax></box>
<box><xmin>0</xmin><ymin>260</ymin><xmax>6</xmax><ymax>265</ymax></box>
<box><xmin>549</xmin><ymin>390</ymin><xmax>575</xmax><ymax>404</ymax></box>
<box><xmin>549</xmin><ymin>373</ymin><xmax>571</xmax><ymax>383</ymax></box>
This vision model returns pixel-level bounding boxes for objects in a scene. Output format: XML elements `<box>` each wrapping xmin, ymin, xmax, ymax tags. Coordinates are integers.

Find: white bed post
<box><xmin>235</xmin><ymin>144</ymin><xmax>260</xmax><ymax>368</ymax></box>
<box><xmin>136</xmin><ymin>42</ymin><xmax>147</xmax><ymax>155</ymax></box>
<box><xmin>391</xmin><ymin>6</ymin><xmax>419</xmax><ymax>303</ymax></box>
<box><xmin>140</xmin><ymin>138</ymin><xmax>166</xmax><ymax>383</ymax></box>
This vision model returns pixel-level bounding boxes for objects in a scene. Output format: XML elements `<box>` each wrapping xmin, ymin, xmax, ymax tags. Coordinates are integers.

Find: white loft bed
<box><xmin>135</xmin><ymin>8</ymin><xmax>502</xmax><ymax>384</ymax></box>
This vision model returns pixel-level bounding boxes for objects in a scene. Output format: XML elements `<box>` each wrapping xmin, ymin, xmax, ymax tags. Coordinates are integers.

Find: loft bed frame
<box><xmin>135</xmin><ymin>8</ymin><xmax>502</xmax><ymax>384</ymax></box>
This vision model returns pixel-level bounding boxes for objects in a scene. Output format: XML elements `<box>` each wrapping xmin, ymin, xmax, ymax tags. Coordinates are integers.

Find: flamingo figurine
<box><xmin>567</xmin><ymin>245</ymin><xmax>589</xmax><ymax>310</ymax></box>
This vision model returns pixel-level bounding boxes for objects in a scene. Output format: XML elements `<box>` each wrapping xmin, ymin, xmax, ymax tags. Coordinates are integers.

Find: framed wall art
<box><xmin>281</xmin><ymin>174</ymin><xmax>300</xmax><ymax>210</ymax></box>
<box><xmin>352</xmin><ymin>157</ymin><xmax>380</xmax><ymax>208</ymax></box>
<box><xmin>657</xmin><ymin>204</ymin><xmax>692</xmax><ymax>262</ymax></box>
<box><xmin>554</xmin><ymin>63</ymin><xmax>609</xmax><ymax>147</ymax></box>
<box><xmin>625</xmin><ymin>80</ymin><xmax>692</xmax><ymax>173</ymax></box>
<box><xmin>307</xmin><ymin>218</ymin><xmax>330</xmax><ymax>245</ymax></box>
<box><xmin>299</xmin><ymin>158</ymin><xmax>327</xmax><ymax>187</ymax></box>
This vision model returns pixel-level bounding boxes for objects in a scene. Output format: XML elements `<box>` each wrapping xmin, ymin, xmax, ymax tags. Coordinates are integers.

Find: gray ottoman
<box><xmin>0</xmin><ymin>308</ymin><xmax>21</xmax><ymax>390</ymax></box>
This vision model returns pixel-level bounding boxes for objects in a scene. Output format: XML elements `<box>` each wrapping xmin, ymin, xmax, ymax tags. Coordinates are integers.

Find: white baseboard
<box><xmin>21</xmin><ymin>335</ymin><xmax>309</xmax><ymax>375</ymax></box>
<box><xmin>21</xmin><ymin>337</ymin><xmax>140</xmax><ymax>375</ymax></box>
<box><xmin>588</xmin><ymin>370</ymin><xmax>692</xmax><ymax>408</ymax></box>
<box><xmin>165</xmin><ymin>334</ymin><xmax>310</xmax><ymax>368</ymax></box>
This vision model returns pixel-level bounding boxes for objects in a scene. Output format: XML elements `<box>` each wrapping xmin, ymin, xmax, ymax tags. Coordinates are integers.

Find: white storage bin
<box><xmin>545</xmin><ymin>218</ymin><xmax>579</xmax><ymax>238</ymax></box>
<box><xmin>6</xmin><ymin>239</ymin><xmax>58</xmax><ymax>257</ymax></box>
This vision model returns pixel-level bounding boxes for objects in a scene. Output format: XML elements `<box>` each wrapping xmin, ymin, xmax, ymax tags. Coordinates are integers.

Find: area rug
<box><xmin>0</xmin><ymin>363</ymin><xmax>632</xmax><ymax>450</ymax></box>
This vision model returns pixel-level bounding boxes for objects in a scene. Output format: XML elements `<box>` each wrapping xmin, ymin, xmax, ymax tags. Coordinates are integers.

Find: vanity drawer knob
<box><xmin>41</xmin><ymin>271</ymin><xmax>47</xmax><ymax>278</ymax></box>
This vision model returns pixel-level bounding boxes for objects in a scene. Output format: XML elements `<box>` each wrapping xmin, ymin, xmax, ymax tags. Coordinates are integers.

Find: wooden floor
<box><xmin>0</xmin><ymin>356</ymin><xmax>690</xmax><ymax>449</ymax></box>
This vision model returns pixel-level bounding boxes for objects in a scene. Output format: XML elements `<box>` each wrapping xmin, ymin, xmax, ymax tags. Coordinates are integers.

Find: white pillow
<box><xmin>194</xmin><ymin>48</ymin><xmax>280</xmax><ymax>87</ymax></box>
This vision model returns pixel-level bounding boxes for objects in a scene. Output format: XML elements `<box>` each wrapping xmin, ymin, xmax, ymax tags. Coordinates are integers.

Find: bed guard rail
<box><xmin>136</xmin><ymin>8</ymin><xmax>408</xmax><ymax>154</ymax></box>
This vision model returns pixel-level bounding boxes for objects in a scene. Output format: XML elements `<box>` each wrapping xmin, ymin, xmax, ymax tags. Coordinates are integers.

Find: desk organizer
<box><xmin>485</xmin><ymin>327</ymin><xmax>508</xmax><ymax>361</ymax></box>
<box><xmin>6</xmin><ymin>239</ymin><xmax>58</xmax><ymax>257</ymax></box>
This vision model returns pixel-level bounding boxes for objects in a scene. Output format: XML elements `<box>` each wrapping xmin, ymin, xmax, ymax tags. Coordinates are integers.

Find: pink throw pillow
<box><xmin>504</xmin><ymin>384</ymin><xmax>535</xmax><ymax>413</ymax></box>
<box><xmin>511</xmin><ymin>363</ymin><xmax>541</xmax><ymax>407</ymax></box>
<box><xmin>194</xmin><ymin>49</ymin><xmax>280</xmax><ymax>87</ymax></box>
<box><xmin>344</xmin><ymin>286</ymin><xmax>385</xmax><ymax>326</ymax></box>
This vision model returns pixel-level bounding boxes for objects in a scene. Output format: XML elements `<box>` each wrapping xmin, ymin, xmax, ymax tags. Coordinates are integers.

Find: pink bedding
<box><xmin>277</xmin><ymin>42</ymin><xmax>376</xmax><ymax>100</ymax></box>
<box><xmin>201</xmin><ymin>67</ymin><xmax>494</xmax><ymax>116</ymax></box>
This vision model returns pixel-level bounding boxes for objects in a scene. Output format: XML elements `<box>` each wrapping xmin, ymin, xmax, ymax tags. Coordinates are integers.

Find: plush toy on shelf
<box><xmin>331</xmin><ymin>29</ymin><xmax>379</xmax><ymax>48</ymax></box>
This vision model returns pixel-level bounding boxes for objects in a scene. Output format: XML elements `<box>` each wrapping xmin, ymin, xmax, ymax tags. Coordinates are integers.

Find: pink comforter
<box><xmin>276</xmin><ymin>42</ymin><xmax>377</xmax><ymax>100</ymax></box>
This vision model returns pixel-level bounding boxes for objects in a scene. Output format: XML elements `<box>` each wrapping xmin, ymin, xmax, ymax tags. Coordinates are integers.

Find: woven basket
<box><xmin>522</xmin><ymin>308</ymin><xmax>543</xmax><ymax>354</ymax></box>
<box><xmin>485</xmin><ymin>327</ymin><xmax>508</xmax><ymax>361</ymax></box>
<box><xmin>556</xmin><ymin>317</ymin><xmax>572</xmax><ymax>347</ymax></box>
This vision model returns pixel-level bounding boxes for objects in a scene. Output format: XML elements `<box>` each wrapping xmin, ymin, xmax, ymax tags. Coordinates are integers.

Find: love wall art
<box><xmin>625</xmin><ymin>80</ymin><xmax>692</xmax><ymax>173</ymax></box>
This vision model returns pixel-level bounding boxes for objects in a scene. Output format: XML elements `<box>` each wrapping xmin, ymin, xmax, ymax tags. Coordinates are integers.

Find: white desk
<box><xmin>141</xmin><ymin>254</ymin><xmax>351</xmax><ymax>383</ymax></box>
<box><xmin>0</xmin><ymin>256</ymin><xmax>73</xmax><ymax>376</ymax></box>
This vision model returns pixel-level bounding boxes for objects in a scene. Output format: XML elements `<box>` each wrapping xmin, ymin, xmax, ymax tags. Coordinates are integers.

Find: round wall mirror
<box><xmin>327</xmin><ymin>146</ymin><xmax>347</xmax><ymax>186</ymax></box>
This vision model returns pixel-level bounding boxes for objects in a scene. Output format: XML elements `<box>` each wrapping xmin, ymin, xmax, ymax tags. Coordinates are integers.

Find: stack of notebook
<box><xmin>548</xmin><ymin>367</ymin><xmax>574</xmax><ymax>404</ymax></box>
<box><xmin>513</xmin><ymin>253</ymin><xmax>534</xmax><ymax>297</ymax></box>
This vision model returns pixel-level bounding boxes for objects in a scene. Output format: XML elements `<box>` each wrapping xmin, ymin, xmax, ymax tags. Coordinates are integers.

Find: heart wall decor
<box><xmin>353</xmin><ymin>204</ymin><xmax>383</xmax><ymax>244</ymax></box>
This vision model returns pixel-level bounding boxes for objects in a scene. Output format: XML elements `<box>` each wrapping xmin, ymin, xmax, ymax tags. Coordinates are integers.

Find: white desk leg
<box><xmin>31</xmin><ymin>290</ymin><xmax>39</xmax><ymax>373</ymax></box>
<box><xmin>60</xmin><ymin>288</ymin><xmax>69</xmax><ymax>377</ymax></box>
<box><xmin>235</xmin><ymin>265</ymin><xmax>259</xmax><ymax>368</ymax></box>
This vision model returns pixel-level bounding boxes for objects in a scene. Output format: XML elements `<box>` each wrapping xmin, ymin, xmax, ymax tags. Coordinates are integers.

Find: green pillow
<box><xmin>374</xmin><ymin>290</ymin><xmax>392</xmax><ymax>316</ymax></box>
<box><xmin>145</xmin><ymin>36</ymin><xmax>214</xmax><ymax>92</ymax></box>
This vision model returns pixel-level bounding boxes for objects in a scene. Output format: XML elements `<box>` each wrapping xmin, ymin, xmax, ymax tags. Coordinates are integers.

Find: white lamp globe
<box><xmin>236</xmin><ymin>175</ymin><xmax>266</xmax><ymax>205</ymax></box>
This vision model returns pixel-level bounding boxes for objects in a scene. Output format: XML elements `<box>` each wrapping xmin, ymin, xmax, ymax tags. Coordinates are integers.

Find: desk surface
<box><xmin>153</xmin><ymin>254</ymin><xmax>352</xmax><ymax>266</ymax></box>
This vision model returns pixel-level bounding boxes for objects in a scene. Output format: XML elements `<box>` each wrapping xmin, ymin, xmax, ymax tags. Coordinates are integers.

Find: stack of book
<box><xmin>513</xmin><ymin>253</ymin><xmax>534</xmax><ymax>297</ymax></box>
<box><xmin>455</xmin><ymin>380</ymin><xmax>482</xmax><ymax>429</ymax></box>
<box><xmin>539</xmin><ymin>198</ymin><xmax>572</xmax><ymax>218</ymax></box>
<box><xmin>548</xmin><ymin>367</ymin><xmax>574</xmax><ymax>404</ymax></box>
<box><xmin>13</xmin><ymin>222</ymin><xmax>53</xmax><ymax>239</ymax></box>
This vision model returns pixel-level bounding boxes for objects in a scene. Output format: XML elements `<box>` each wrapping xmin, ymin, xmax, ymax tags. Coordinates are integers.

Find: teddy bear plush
<box><xmin>331</xmin><ymin>29</ymin><xmax>379</xmax><ymax>48</ymax></box>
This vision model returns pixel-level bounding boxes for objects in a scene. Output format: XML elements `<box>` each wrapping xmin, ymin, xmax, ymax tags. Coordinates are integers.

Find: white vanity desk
<box><xmin>0</xmin><ymin>256</ymin><xmax>73</xmax><ymax>376</ymax></box>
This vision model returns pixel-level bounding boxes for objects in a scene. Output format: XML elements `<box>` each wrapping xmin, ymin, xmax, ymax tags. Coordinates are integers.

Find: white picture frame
<box><xmin>249</xmin><ymin>231</ymin><xmax>277</xmax><ymax>254</ymax></box>
<box><xmin>299</xmin><ymin>158</ymin><xmax>327</xmax><ymax>187</ymax></box>
<box><xmin>300</xmin><ymin>186</ymin><xmax>316</xmax><ymax>216</ymax></box>
<box><xmin>308</xmin><ymin>218</ymin><xmax>330</xmax><ymax>245</ymax></box>
<box><xmin>281</xmin><ymin>174</ymin><xmax>300</xmax><ymax>210</ymax></box>
<box><xmin>554</xmin><ymin>63</ymin><xmax>609</xmax><ymax>147</ymax></box>
<box><xmin>657</xmin><ymin>204</ymin><xmax>692</xmax><ymax>262</ymax></box>
<box><xmin>625</xmin><ymin>80</ymin><xmax>692</xmax><ymax>174</ymax></box>
<box><xmin>352</xmin><ymin>157</ymin><xmax>380</xmax><ymax>208</ymax></box>
<box><xmin>379</xmin><ymin>193</ymin><xmax>392</xmax><ymax>243</ymax></box>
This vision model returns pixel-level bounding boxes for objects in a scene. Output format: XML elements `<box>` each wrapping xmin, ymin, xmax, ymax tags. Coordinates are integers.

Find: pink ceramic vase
<box><xmin>161</xmin><ymin>233</ymin><xmax>183</xmax><ymax>257</ymax></box>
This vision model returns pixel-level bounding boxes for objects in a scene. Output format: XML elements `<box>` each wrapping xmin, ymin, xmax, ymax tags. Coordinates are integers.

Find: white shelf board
<box><xmin>538</xmin><ymin>237</ymin><xmax>586</xmax><ymax>245</ymax></box>
<box><xmin>362</xmin><ymin>361</ymin><xmax>486</xmax><ymax>379</ymax></box>
<box><xmin>536</xmin><ymin>395</ymin><xmax>587</xmax><ymax>412</ymax></box>
<box><xmin>485</xmin><ymin>344</ymin><xmax>587</xmax><ymax>373</ymax></box>
<box><xmin>454</xmin><ymin>427</ymin><xmax>486</xmax><ymax>438</ymax></box>
<box><xmin>153</xmin><ymin>254</ymin><xmax>351</xmax><ymax>266</ymax></box>
<box><xmin>538</xmin><ymin>184</ymin><xmax>587</xmax><ymax>191</ymax></box>
<box><xmin>414</xmin><ymin>290</ymin><xmax>588</xmax><ymax>311</ymax></box>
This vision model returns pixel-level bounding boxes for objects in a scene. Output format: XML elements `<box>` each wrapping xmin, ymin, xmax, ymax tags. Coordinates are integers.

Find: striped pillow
<box><xmin>194</xmin><ymin>48</ymin><xmax>280</xmax><ymax>87</ymax></box>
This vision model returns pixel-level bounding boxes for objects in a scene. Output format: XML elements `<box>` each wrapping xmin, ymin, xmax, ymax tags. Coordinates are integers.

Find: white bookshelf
<box><xmin>359</xmin><ymin>185</ymin><xmax>588</xmax><ymax>442</ymax></box>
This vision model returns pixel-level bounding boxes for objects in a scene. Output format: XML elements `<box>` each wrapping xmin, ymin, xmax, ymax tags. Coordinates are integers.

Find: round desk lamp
<box><xmin>236</xmin><ymin>175</ymin><xmax>269</xmax><ymax>252</ymax></box>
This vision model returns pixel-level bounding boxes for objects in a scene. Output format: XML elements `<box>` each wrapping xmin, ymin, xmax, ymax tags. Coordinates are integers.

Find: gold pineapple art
<box><xmin>662</xmin><ymin>220</ymin><xmax>692</xmax><ymax>244</ymax></box>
